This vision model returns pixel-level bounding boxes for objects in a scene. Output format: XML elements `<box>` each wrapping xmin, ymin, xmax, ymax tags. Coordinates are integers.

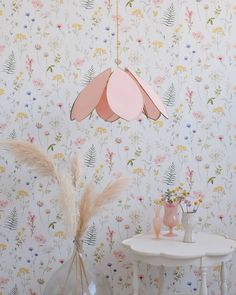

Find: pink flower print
<box><xmin>73</xmin><ymin>58</ymin><xmax>85</xmax><ymax>68</ymax></box>
<box><xmin>193</xmin><ymin>111</ymin><xmax>205</xmax><ymax>122</ymax></box>
<box><xmin>136</xmin><ymin>37</ymin><xmax>143</xmax><ymax>44</ymax></box>
<box><xmin>154</xmin><ymin>155</ymin><xmax>166</xmax><ymax>166</ymax></box>
<box><xmin>186</xmin><ymin>166</ymin><xmax>194</xmax><ymax>178</ymax></box>
<box><xmin>27</xmin><ymin>134</ymin><xmax>35</xmax><ymax>143</ymax></box>
<box><xmin>27</xmin><ymin>212</ymin><xmax>36</xmax><ymax>223</ymax></box>
<box><xmin>33</xmin><ymin>79</ymin><xmax>44</xmax><ymax>89</ymax></box>
<box><xmin>0</xmin><ymin>44</ymin><xmax>5</xmax><ymax>53</ymax></box>
<box><xmin>29</xmin><ymin>289</ymin><xmax>38</xmax><ymax>295</ymax></box>
<box><xmin>0</xmin><ymin>200</ymin><xmax>8</xmax><ymax>209</ymax></box>
<box><xmin>74</xmin><ymin>137</ymin><xmax>86</xmax><ymax>146</ymax></box>
<box><xmin>35</xmin><ymin>234</ymin><xmax>47</xmax><ymax>246</ymax></box>
<box><xmin>153</xmin><ymin>0</ymin><xmax>164</xmax><ymax>5</ymax></box>
<box><xmin>136</xmin><ymin>195</ymin><xmax>144</xmax><ymax>202</ymax></box>
<box><xmin>32</xmin><ymin>0</ymin><xmax>43</xmax><ymax>9</ymax></box>
<box><xmin>218</xmin><ymin>213</ymin><xmax>224</xmax><ymax>221</ymax></box>
<box><xmin>0</xmin><ymin>123</ymin><xmax>7</xmax><ymax>131</ymax></box>
<box><xmin>113</xmin><ymin>250</ymin><xmax>126</xmax><ymax>262</ymax></box>
<box><xmin>154</xmin><ymin>75</ymin><xmax>165</xmax><ymax>86</ymax></box>
<box><xmin>0</xmin><ymin>277</ymin><xmax>9</xmax><ymax>286</ymax></box>
<box><xmin>112</xmin><ymin>172</ymin><xmax>122</xmax><ymax>178</ymax></box>
<box><xmin>112</xmin><ymin>14</ymin><xmax>123</xmax><ymax>24</ymax></box>
<box><xmin>185</xmin><ymin>8</ymin><xmax>193</xmax><ymax>32</ymax></box>
<box><xmin>192</xmin><ymin>32</ymin><xmax>204</xmax><ymax>42</ymax></box>
<box><xmin>57</xmin><ymin>24</ymin><xmax>63</xmax><ymax>30</ymax></box>
<box><xmin>26</xmin><ymin>56</ymin><xmax>34</xmax><ymax>79</ymax></box>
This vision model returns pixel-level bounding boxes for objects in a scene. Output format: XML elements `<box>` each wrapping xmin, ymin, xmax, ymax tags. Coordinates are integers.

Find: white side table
<box><xmin>122</xmin><ymin>232</ymin><xmax>236</xmax><ymax>295</ymax></box>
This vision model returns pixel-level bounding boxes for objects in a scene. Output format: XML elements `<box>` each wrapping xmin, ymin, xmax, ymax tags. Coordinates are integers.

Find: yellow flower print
<box><xmin>16</xmin><ymin>71</ymin><xmax>24</xmax><ymax>81</ymax></box>
<box><xmin>15</xmin><ymin>33</ymin><xmax>27</xmax><ymax>41</ymax></box>
<box><xmin>72</xmin><ymin>23</ymin><xmax>82</xmax><ymax>30</ymax></box>
<box><xmin>153</xmin><ymin>120</ymin><xmax>164</xmax><ymax>127</ymax></box>
<box><xmin>153</xmin><ymin>10</ymin><xmax>158</xmax><ymax>17</ymax></box>
<box><xmin>53</xmin><ymin>153</ymin><xmax>64</xmax><ymax>159</ymax></box>
<box><xmin>0</xmin><ymin>89</ymin><xmax>4</xmax><ymax>95</ymax></box>
<box><xmin>15</xmin><ymin>112</ymin><xmax>28</xmax><ymax>120</ymax></box>
<box><xmin>0</xmin><ymin>166</ymin><xmax>5</xmax><ymax>173</ymax></box>
<box><xmin>52</xmin><ymin>74</ymin><xmax>63</xmax><ymax>82</ymax></box>
<box><xmin>133</xmin><ymin>168</ymin><xmax>145</xmax><ymax>176</ymax></box>
<box><xmin>212</xmin><ymin>107</ymin><xmax>225</xmax><ymax>115</ymax></box>
<box><xmin>175</xmin><ymin>145</ymin><xmax>188</xmax><ymax>153</ymax></box>
<box><xmin>175</xmin><ymin>103</ymin><xmax>184</xmax><ymax>113</ymax></box>
<box><xmin>95</xmin><ymin>127</ymin><xmax>107</xmax><ymax>135</ymax></box>
<box><xmin>17</xmin><ymin>267</ymin><xmax>30</xmax><ymax>276</ymax></box>
<box><xmin>213</xmin><ymin>186</ymin><xmax>225</xmax><ymax>194</ymax></box>
<box><xmin>16</xmin><ymin>190</ymin><xmax>29</xmax><ymax>198</ymax></box>
<box><xmin>93</xmin><ymin>48</ymin><xmax>106</xmax><ymax>57</ymax></box>
<box><xmin>212</xmin><ymin>27</ymin><xmax>224</xmax><ymax>35</ymax></box>
<box><xmin>0</xmin><ymin>10</ymin><xmax>3</xmax><ymax>16</ymax></box>
<box><xmin>132</xmin><ymin>9</ymin><xmax>143</xmax><ymax>18</ymax></box>
<box><xmin>0</xmin><ymin>243</ymin><xmax>7</xmax><ymax>251</ymax></box>
<box><xmin>152</xmin><ymin>40</ymin><xmax>163</xmax><ymax>48</ymax></box>
<box><xmin>174</xmin><ymin>65</ymin><xmax>187</xmax><ymax>74</ymax></box>
<box><xmin>174</xmin><ymin>23</ymin><xmax>183</xmax><ymax>33</ymax></box>
<box><xmin>54</xmin><ymin>231</ymin><xmax>65</xmax><ymax>238</ymax></box>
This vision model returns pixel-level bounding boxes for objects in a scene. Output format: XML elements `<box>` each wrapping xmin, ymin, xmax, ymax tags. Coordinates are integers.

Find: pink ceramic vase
<box><xmin>163</xmin><ymin>203</ymin><xmax>180</xmax><ymax>237</ymax></box>
<box><xmin>153</xmin><ymin>206</ymin><xmax>163</xmax><ymax>239</ymax></box>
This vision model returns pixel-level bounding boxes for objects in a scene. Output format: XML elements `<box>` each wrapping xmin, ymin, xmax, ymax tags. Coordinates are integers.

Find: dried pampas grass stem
<box><xmin>76</xmin><ymin>177</ymin><xmax>128</xmax><ymax>242</ymax></box>
<box><xmin>0</xmin><ymin>140</ymin><xmax>78</xmax><ymax>237</ymax></box>
<box><xmin>57</xmin><ymin>171</ymin><xmax>77</xmax><ymax>236</ymax></box>
<box><xmin>0</xmin><ymin>140</ymin><xmax>57</xmax><ymax>180</ymax></box>
<box><xmin>71</xmin><ymin>154</ymin><xmax>81</xmax><ymax>189</ymax></box>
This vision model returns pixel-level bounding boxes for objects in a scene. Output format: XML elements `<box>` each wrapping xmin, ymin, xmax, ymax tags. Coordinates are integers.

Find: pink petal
<box><xmin>125</xmin><ymin>69</ymin><xmax>168</xmax><ymax>119</ymax></box>
<box><xmin>106</xmin><ymin>113</ymin><xmax>120</xmax><ymax>122</ymax></box>
<box><xmin>70</xmin><ymin>68</ymin><xmax>112</xmax><ymax>121</ymax></box>
<box><xmin>107</xmin><ymin>68</ymin><xmax>144</xmax><ymax>120</ymax></box>
<box><xmin>96</xmin><ymin>87</ymin><xmax>118</xmax><ymax>121</ymax></box>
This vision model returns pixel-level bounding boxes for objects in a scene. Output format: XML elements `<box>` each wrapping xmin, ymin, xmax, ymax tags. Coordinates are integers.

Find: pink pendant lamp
<box><xmin>70</xmin><ymin>1</ymin><xmax>168</xmax><ymax>122</ymax></box>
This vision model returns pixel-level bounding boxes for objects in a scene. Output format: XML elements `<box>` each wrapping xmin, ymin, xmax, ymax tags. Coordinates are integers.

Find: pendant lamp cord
<box><xmin>115</xmin><ymin>0</ymin><xmax>120</xmax><ymax>66</ymax></box>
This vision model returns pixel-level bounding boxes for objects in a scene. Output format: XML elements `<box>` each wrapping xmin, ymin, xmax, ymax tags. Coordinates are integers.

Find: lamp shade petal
<box><xmin>70</xmin><ymin>68</ymin><xmax>112</xmax><ymax>121</ymax></box>
<box><xmin>107</xmin><ymin>68</ymin><xmax>144</xmax><ymax>120</ymax></box>
<box><xmin>96</xmin><ymin>87</ymin><xmax>119</xmax><ymax>122</ymax></box>
<box><xmin>106</xmin><ymin>113</ymin><xmax>120</xmax><ymax>122</ymax></box>
<box><xmin>125</xmin><ymin>69</ymin><xmax>168</xmax><ymax>119</ymax></box>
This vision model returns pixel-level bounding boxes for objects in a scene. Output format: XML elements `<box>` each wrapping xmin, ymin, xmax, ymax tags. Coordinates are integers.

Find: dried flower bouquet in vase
<box><xmin>1</xmin><ymin>140</ymin><xmax>129</xmax><ymax>295</ymax></box>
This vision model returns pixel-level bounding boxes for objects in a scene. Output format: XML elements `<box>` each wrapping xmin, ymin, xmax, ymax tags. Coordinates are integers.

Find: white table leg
<box><xmin>200</xmin><ymin>267</ymin><xmax>208</xmax><ymax>295</ymax></box>
<box><xmin>221</xmin><ymin>262</ymin><xmax>227</xmax><ymax>295</ymax></box>
<box><xmin>133</xmin><ymin>261</ymin><xmax>139</xmax><ymax>295</ymax></box>
<box><xmin>159</xmin><ymin>265</ymin><xmax>165</xmax><ymax>295</ymax></box>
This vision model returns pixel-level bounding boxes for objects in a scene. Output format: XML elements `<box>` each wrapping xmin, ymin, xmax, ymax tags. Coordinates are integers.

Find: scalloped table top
<box><xmin>122</xmin><ymin>232</ymin><xmax>236</xmax><ymax>260</ymax></box>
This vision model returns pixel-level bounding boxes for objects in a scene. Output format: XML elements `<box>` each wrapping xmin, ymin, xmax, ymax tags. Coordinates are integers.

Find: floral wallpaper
<box><xmin>0</xmin><ymin>0</ymin><xmax>236</xmax><ymax>294</ymax></box>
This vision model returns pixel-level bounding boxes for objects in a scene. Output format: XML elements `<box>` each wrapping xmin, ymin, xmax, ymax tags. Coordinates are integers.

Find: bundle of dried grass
<box><xmin>1</xmin><ymin>140</ymin><xmax>129</xmax><ymax>241</ymax></box>
<box><xmin>1</xmin><ymin>140</ymin><xmax>129</xmax><ymax>295</ymax></box>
